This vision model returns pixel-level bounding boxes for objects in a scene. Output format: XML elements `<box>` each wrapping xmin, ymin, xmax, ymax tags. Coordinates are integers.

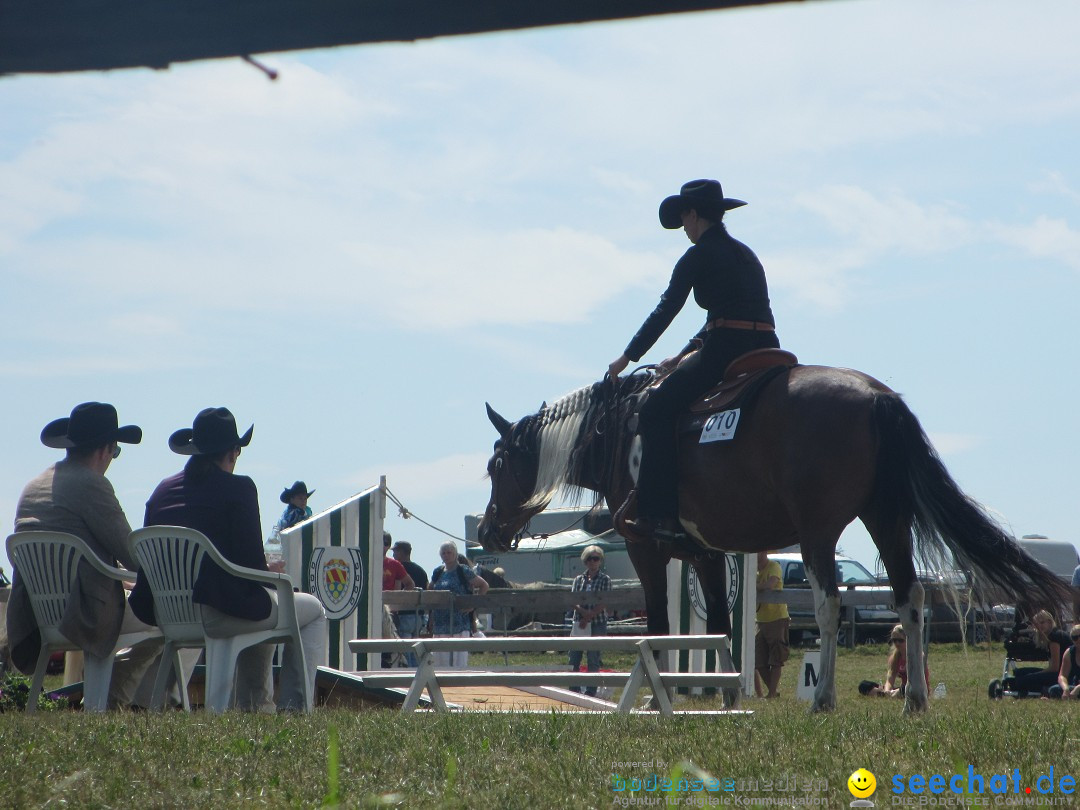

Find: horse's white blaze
<box><xmin>806</xmin><ymin>565</ymin><xmax>839</xmax><ymax>712</ymax></box>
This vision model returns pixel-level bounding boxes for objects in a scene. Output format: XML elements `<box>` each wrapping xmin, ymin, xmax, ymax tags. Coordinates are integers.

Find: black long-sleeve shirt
<box><xmin>624</xmin><ymin>225</ymin><xmax>774</xmax><ymax>362</ymax></box>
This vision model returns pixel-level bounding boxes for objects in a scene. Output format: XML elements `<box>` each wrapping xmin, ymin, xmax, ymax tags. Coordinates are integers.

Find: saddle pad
<box><xmin>678</xmin><ymin>364</ymin><xmax>791</xmax><ymax>437</ymax></box>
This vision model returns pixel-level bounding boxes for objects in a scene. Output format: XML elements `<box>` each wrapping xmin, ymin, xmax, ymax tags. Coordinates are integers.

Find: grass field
<box><xmin>1</xmin><ymin>642</ymin><xmax>1078</xmax><ymax>809</ymax></box>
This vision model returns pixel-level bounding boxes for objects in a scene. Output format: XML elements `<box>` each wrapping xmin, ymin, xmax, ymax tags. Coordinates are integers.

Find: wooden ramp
<box><xmin>318</xmin><ymin>667</ymin><xmax>615</xmax><ymax>712</ymax></box>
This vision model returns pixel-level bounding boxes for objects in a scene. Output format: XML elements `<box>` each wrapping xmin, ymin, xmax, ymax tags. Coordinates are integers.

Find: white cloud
<box><xmin>348</xmin><ymin>452</ymin><xmax>493</xmax><ymax>501</ymax></box>
<box><xmin>793</xmin><ymin>185</ymin><xmax>973</xmax><ymax>254</ymax></box>
<box><xmin>997</xmin><ymin>216</ymin><xmax>1080</xmax><ymax>271</ymax></box>
<box><xmin>343</xmin><ymin>227</ymin><xmax>664</xmax><ymax>328</ymax></box>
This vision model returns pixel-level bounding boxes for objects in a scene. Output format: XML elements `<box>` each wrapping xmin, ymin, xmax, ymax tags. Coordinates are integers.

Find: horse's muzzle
<box><xmin>476</xmin><ymin>517</ymin><xmax>511</xmax><ymax>553</ymax></box>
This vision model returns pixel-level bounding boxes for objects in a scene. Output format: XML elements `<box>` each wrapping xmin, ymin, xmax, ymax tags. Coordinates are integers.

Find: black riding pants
<box><xmin>636</xmin><ymin>328</ymin><xmax>779</xmax><ymax>519</ymax></box>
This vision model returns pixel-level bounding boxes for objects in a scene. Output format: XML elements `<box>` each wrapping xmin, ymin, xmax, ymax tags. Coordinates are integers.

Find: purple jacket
<box><xmin>130</xmin><ymin>464</ymin><xmax>271</xmax><ymax>624</ymax></box>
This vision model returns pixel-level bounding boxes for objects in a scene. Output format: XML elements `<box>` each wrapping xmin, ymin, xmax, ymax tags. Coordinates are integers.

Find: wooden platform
<box><xmin>320</xmin><ymin>668</ymin><xmax>616</xmax><ymax>712</ymax></box>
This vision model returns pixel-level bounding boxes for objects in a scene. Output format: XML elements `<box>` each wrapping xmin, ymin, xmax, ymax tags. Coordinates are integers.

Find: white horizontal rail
<box><xmin>350</xmin><ymin>634</ymin><xmax>731</xmax><ymax>654</ymax></box>
<box><xmin>347</xmin><ymin>634</ymin><xmax>742</xmax><ymax>716</ymax></box>
<box><xmin>362</xmin><ymin>672</ymin><xmax>742</xmax><ymax>688</ymax></box>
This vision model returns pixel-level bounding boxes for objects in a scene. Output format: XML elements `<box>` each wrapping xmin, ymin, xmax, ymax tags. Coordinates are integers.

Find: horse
<box><xmin>476</xmin><ymin>364</ymin><xmax>1070</xmax><ymax>714</ymax></box>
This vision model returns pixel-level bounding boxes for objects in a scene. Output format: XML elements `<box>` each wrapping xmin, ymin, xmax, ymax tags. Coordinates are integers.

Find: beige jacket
<box><xmin>6</xmin><ymin>460</ymin><xmax>135</xmax><ymax>672</ymax></box>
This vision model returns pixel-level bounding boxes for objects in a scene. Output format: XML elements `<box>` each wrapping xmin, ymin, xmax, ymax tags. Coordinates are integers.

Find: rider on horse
<box><xmin>608</xmin><ymin>179</ymin><xmax>780</xmax><ymax>544</ymax></box>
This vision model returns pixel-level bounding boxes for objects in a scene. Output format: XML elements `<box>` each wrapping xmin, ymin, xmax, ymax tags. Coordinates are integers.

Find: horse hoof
<box><xmin>902</xmin><ymin>698</ymin><xmax>929</xmax><ymax>715</ymax></box>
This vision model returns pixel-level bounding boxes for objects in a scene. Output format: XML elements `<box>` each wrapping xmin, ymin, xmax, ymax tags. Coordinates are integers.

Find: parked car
<box><xmin>768</xmin><ymin>553</ymin><xmax>898</xmax><ymax>645</ymax></box>
<box><xmin>916</xmin><ymin>569</ymin><xmax>1008</xmax><ymax>643</ymax></box>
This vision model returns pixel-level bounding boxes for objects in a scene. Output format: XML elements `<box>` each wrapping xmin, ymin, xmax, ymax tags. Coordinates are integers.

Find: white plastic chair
<box><xmin>129</xmin><ymin>525</ymin><xmax>311</xmax><ymax>713</ymax></box>
<box><xmin>128</xmin><ymin>526</ymin><xmax>208</xmax><ymax>711</ymax></box>
<box><xmin>5</xmin><ymin>531</ymin><xmax>161</xmax><ymax>713</ymax></box>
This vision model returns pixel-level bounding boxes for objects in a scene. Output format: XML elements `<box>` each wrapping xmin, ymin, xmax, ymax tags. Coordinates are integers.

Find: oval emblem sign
<box><xmin>308</xmin><ymin>547</ymin><xmax>365</xmax><ymax>620</ymax></box>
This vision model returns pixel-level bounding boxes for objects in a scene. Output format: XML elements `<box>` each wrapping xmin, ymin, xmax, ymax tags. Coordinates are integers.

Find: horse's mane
<box><xmin>522</xmin><ymin>372</ymin><xmax>652</xmax><ymax>509</ymax></box>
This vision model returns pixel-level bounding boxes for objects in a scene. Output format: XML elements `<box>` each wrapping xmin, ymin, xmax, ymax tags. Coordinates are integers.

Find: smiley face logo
<box><xmin>847</xmin><ymin>768</ymin><xmax>876</xmax><ymax>798</ymax></box>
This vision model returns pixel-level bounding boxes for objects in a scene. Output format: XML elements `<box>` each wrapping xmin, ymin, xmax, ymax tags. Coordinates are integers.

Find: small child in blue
<box><xmin>273</xmin><ymin>480</ymin><xmax>314</xmax><ymax>538</ymax></box>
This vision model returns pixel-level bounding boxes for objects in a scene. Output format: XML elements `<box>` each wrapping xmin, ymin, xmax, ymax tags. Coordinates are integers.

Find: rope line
<box><xmin>384</xmin><ymin>486</ymin><xmax>471</xmax><ymax>544</ymax></box>
<box><xmin>384</xmin><ymin>486</ymin><xmax>613</xmax><ymax>549</ymax></box>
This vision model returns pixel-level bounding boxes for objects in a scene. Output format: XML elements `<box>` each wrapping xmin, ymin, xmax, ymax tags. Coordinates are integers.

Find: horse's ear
<box><xmin>539</xmin><ymin>401</ymin><xmax>547</xmax><ymax>411</ymax></box>
<box><xmin>485</xmin><ymin>403</ymin><xmax>512</xmax><ymax>437</ymax></box>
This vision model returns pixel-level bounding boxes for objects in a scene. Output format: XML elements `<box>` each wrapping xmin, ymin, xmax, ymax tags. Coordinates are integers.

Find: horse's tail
<box><xmin>871</xmin><ymin>393</ymin><xmax>1070</xmax><ymax>612</ymax></box>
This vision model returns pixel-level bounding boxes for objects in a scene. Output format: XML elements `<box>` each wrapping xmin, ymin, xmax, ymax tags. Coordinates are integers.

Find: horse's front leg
<box><xmin>626</xmin><ymin>539</ymin><xmax>671</xmax><ymax>635</ymax></box>
<box><xmin>805</xmin><ymin>559</ymin><xmax>840</xmax><ymax>713</ymax></box>
<box><xmin>690</xmin><ymin>555</ymin><xmax>732</xmax><ymax>636</ymax></box>
<box><xmin>690</xmin><ymin>555</ymin><xmax>738</xmax><ymax>706</ymax></box>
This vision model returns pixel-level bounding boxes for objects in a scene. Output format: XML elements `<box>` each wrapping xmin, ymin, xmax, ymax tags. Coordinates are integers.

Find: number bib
<box><xmin>698</xmin><ymin>408</ymin><xmax>741</xmax><ymax>443</ymax></box>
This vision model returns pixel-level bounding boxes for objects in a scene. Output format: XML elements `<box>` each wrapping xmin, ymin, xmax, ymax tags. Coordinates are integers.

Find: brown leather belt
<box><xmin>706</xmin><ymin>317</ymin><xmax>775</xmax><ymax>332</ymax></box>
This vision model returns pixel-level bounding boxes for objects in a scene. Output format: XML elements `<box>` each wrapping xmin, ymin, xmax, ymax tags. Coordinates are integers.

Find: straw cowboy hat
<box><xmin>168</xmin><ymin>407</ymin><xmax>253</xmax><ymax>455</ymax></box>
<box><xmin>40</xmin><ymin>402</ymin><xmax>142</xmax><ymax>448</ymax></box>
<box><xmin>280</xmin><ymin>481</ymin><xmax>315</xmax><ymax>503</ymax></box>
<box><xmin>658</xmin><ymin>179</ymin><xmax>747</xmax><ymax>229</ymax></box>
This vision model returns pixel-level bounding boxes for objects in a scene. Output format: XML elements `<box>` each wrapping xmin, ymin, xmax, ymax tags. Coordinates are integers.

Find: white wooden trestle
<box><xmin>348</xmin><ymin>634</ymin><xmax>743</xmax><ymax>715</ymax></box>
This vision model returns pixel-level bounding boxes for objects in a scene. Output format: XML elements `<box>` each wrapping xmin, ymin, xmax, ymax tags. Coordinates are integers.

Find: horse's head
<box><xmin>477</xmin><ymin>402</ymin><xmax>548</xmax><ymax>552</ymax></box>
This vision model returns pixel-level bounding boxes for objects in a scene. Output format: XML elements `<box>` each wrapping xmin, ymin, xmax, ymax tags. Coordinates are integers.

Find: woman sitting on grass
<box><xmin>1004</xmin><ymin>609</ymin><xmax>1068</xmax><ymax>697</ymax></box>
<box><xmin>858</xmin><ymin>625</ymin><xmax>929</xmax><ymax>698</ymax></box>
<box><xmin>1048</xmin><ymin>625</ymin><xmax>1080</xmax><ymax>700</ymax></box>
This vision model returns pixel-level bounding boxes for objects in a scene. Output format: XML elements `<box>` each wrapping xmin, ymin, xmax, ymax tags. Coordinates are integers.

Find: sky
<box><xmin>2</xmin><ymin>0</ymin><xmax>1079</xmax><ymax>581</ymax></box>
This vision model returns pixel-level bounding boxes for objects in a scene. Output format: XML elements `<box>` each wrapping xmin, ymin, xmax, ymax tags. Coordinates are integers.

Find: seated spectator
<box><xmin>426</xmin><ymin>541</ymin><xmax>488</xmax><ymax>668</ymax></box>
<box><xmin>859</xmin><ymin>625</ymin><xmax>929</xmax><ymax>698</ymax></box>
<box><xmin>132</xmin><ymin>407</ymin><xmax>326</xmax><ymax>711</ymax></box>
<box><xmin>6</xmin><ymin>402</ymin><xmax>164</xmax><ymax>709</ymax></box>
<box><xmin>1003</xmin><ymin>610</ymin><xmax>1067</xmax><ymax>697</ymax></box>
<box><xmin>1048</xmin><ymin>625</ymin><xmax>1080</xmax><ymax>700</ymax></box>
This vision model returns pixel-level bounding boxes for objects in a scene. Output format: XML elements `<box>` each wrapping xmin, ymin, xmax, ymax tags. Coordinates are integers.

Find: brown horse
<box><xmin>477</xmin><ymin>365</ymin><xmax>1069</xmax><ymax>713</ymax></box>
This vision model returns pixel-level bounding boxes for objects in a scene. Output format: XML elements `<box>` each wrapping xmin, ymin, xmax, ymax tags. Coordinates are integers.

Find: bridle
<box><xmin>484</xmin><ymin>440</ymin><xmax>537</xmax><ymax>550</ymax></box>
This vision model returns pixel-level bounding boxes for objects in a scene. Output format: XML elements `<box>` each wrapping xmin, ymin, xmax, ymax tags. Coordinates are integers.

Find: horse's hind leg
<box><xmin>862</xmin><ymin>511</ymin><xmax>928</xmax><ymax>714</ymax></box>
<box><xmin>803</xmin><ymin>537</ymin><xmax>842</xmax><ymax>712</ymax></box>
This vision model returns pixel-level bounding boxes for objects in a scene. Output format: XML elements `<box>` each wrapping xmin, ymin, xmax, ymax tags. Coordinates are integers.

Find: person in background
<box><xmin>1049</xmin><ymin>625</ymin><xmax>1080</xmax><ymax>700</ymax></box>
<box><xmin>567</xmin><ymin>545</ymin><xmax>611</xmax><ymax>696</ymax></box>
<box><xmin>273</xmin><ymin>481</ymin><xmax>314</xmax><ymax>537</ymax></box>
<box><xmin>859</xmin><ymin>624</ymin><xmax>929</xmax><ymax>698</ymax></box>
<box><xmin>6</xmin><ymin>402</ymin><xmax>164</xmax><ymax>709</ymax></box>
<box><xmin>1072</xmin><ymin>564</ymin><xmax>1080</xmax><ymax>622</ymax></box>
<box><xmin>1003</xmin><ymin>609</ymin><xmax>1068</xmax><ymax>697</ymax></box>
<box><xmin>132</xmin><ymin>407</ymin><xmax>326</xmax><ymax>711</ymax></box>
<box><xmin>754</xmin><ymin>550</ymin><xmax>790</xmax><ymax>698</ymax></box>
<box><xmin>391</xmin><ymin>539</ymin><xmax>428</xmax><ymax>666</ymax></box>
<box><xmin>391</xmin><ymin>540</ymin><xmax>429</xmax><ymax>591</ymax></box>
<box><xmin>426</xmin><ymin>540</ymin><xmax>488</xmax><ymax>668</ymax></box>
<box><xmin>382</xmin><ymin>532</ymin><xmax>415</xmax><ymax>592</ymax></box>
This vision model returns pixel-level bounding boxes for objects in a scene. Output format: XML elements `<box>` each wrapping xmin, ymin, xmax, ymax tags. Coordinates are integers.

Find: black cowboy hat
<box><xmin>280</xmin><ymin>481</ymin><xmax>315</xmax><ymax>503</ymax></box>
<box><xmin>658</xmin><ymin>179</ymin><xmax>747</xmax><ymax>229</ymax></box>
<box><xmin>168</xmin><ymin>407</ymin><xmax>253</xmax><ymax>456</ymax></box>
<box><xmin>41</xmin><ymin>402</ymin><xmax>142</xmax><ymax>449</ymax></box>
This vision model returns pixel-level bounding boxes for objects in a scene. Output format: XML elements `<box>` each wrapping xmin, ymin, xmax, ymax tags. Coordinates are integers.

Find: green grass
<box><xmin>1</xmin><ymin>643</ymin><xmax>1079</xmax><ymax>808</ymax></box>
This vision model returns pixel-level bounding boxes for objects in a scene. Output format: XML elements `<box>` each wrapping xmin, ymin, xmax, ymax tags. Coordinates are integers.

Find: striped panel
<box><xmin>281</xmin><ymin>483</ymin><xmax>384</xmax><ymax>671</ymax></box>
